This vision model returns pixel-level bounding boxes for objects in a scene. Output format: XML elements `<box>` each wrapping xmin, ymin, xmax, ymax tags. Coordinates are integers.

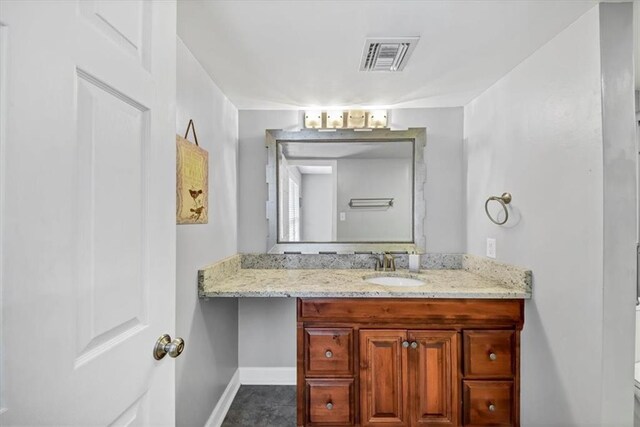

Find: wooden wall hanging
<box><xmin>176</xmin><ymin>119</ymin><xmax>208</xmax><ymax>224</ymax></box>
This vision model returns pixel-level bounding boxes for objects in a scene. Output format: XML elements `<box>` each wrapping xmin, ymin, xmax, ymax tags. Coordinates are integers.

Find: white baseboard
<box><xmin>238</xmin><ymin>367</ymin><xmax>297</xmax><ymax>385</ymax></box>
<box><xmin>204</xmin><ymin>369</ymin><xmax>241</xmax><ymax>427</ymax></box>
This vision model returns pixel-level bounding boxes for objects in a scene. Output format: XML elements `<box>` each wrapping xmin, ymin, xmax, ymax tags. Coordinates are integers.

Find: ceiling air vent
<box><xmin>359</xmin><ymin>37</ymin><xmax>419</xmax><ymax>72</ymax></box>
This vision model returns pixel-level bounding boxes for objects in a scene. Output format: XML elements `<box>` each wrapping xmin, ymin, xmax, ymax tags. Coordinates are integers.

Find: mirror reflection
<box><xmin>277</xmin><ymin>140</ymin><xmax>414</xmax><ymax>243</ymax></box>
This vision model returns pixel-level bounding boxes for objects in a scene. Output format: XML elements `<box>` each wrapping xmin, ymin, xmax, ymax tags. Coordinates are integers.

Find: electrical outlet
<box><xmin>340</xmin><ymin>212</ymin><xmax>346</xmax><ymax>221</ymax></box>
<box><xmin>486</xmin><ymin>238</ymin><xmax>496</xmax><ymax>259</ymax></box>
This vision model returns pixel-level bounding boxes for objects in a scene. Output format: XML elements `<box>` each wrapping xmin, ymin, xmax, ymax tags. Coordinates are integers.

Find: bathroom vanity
<box><xmin>297</xmin><ymin>297</ymin><xmax>523</xmax><ymax>427</ymax></box>
<box><xmin>199</xmin><ymin>253</ymin><xmax>530</xmax><ymax>427</ymax></box>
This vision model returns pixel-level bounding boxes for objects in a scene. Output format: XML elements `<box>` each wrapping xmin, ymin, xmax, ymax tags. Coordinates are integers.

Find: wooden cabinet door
<box><xmin>360</xmin><ymin>330</ymin><xmax>410</xmax><ymax>426</ymax></box>
<box><xmin>409</xmin><ymin>331</ymin><xmax>459</xmax><ymax>426</ymax></box>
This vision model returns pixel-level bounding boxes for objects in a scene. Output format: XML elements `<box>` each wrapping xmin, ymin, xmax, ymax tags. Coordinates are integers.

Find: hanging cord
<box><xmin>184</xmin><ymin>119</ymin><xmax>199</xmax><ymax>146</ymax></box>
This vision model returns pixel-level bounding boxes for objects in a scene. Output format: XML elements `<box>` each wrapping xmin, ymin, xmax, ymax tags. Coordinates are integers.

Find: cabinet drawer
<box><xmin>305</xmin><ymin>328</ymin><xmax>353</xmax><ymax>376</ymax></box>
<box><xmin>463</xmin><ymin>381</ymin><xmax>513</xmax><ymax>426</ymax></box>
<box><xmin>306</xmin><ymin>379</ymin><xmax>354</xmax><ymax>426</ymax></box>
<box><xmin>299</xmin><ymin>298</ymin><xmax>523</xmax><ymax>326</ymax></box>
<box><xmin>464</xmin><ymin>330</ymin><xmax>514</xmax><ymax>377</ymax></box>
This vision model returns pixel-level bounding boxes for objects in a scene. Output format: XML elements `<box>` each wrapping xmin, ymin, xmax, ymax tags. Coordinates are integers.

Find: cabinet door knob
<box><xmin>325</xmin><ymin>350</ymin><xmax>333</xmax><ymax>358</ymax></box>
<box><xmin>488</xmin><ymin>403</ymin><xmax>496</xmax><ymax>412</ymax></box>
<box><xmin>410</xmin><ymin>341</ymin><xmax>418</xmax><ymax>349</ymax></box>
<box><xmin>402</xmin><ymin>340</ymin><xmax>410</xmax><ymax>348</ymax></box>
<box><xmin>326</xmin><ymin>402</ymin><xmax>333</xmax><ymax>410</ymax></box>
<box><xmin>489</xmin><ymin>352</ymin><xmax>497</xmax><ymax>361</ymax></box>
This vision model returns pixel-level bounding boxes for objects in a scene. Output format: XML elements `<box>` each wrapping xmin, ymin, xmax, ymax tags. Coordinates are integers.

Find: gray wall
<box><xmin>464</xmin><ymin>5</ymin><xmax>636</xmax><ymax>425</ymax></box>
<box><xmin>301</xmin><ymin>174</ymin><xmax>334</xmax><ymax>241</ymax></box>
<box><xmin>176</xmin><ymin>38</ymin><xmax>239</xmax><ymax>426</ymax></box>
<box><xmin>238</xmin><ymin>297</ymin><xmax>298</xmax><ymax>368</ymax></box>
<box><xmin>391</xmin><ymin>109</ymin><xmax>466</xmax><ymax>254</ymax></box>
<box><xmin>237</xmin><ymin>108</ymin><xmax>464</xmax><ymax>368</ymax></box>
<box><xmin>336</xmin><ymin>158</ymin><xmax>412</xmax><ymax>241</ymax></box>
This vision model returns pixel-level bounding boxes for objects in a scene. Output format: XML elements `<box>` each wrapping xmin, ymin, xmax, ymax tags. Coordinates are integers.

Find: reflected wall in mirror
<box><xmin>266</xmin><ymin>128</ymin><xmax>426</xmax><ymax>254</ymax></box>
<box><xmin>277</xmin><ymin>141</ymin><xmax>413</xmax><ymax>243</ymax></box>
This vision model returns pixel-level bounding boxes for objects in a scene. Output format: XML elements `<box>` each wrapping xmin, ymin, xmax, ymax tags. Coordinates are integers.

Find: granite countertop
<box><xmin>198</xmin><ymin>254</ymin><xmax>532</xmax><ymax>299</ymax></box>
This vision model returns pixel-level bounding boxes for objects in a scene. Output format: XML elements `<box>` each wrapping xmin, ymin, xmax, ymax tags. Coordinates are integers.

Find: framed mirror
<box><xmin>266</xmin><ymin>128</ymin><xmax>426</xmax><ymax>254</ymax></box>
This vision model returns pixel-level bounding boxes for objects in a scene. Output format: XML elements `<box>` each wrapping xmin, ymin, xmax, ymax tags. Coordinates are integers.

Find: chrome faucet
<box><xmin>373</xmin><ymin>253</ymin><xmax>396</xmax><ymax>271</ymax></box>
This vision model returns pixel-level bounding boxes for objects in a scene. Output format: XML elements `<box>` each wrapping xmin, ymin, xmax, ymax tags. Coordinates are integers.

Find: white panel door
<box><xmin>0</xmin><ymin>1</ymin><xmax>177</xmax><ymax>425</ymax></box>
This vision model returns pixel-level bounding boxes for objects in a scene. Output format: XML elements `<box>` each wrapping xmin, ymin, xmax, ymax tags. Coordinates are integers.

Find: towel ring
<box><xmin>485</xmin><ymin>193</ymin><xmax>512</xmax><ymax>225</ymax></box>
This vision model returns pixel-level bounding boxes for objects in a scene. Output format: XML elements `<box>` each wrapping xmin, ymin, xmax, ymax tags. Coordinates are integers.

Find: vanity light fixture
<box><xmin>347</xmin><ymin>110</ymin><xmax>366</xmax><ymax>128</ymax></box>
<box><xmin>326</xmin><ymin>111</ymin><xmax>344</xmax><ymax>128</ymax></box>
<box><xmin>304</xmin><ymin>111</ymin><xmax>323</xmax><ymax>128</ymax></box>
<box><xmin>303</xmin><ymin>109</ymin><xmax>389</xmax><ymax>129</ymax></box>
<box><xmin>367</xmin><ymin>110</ymin><xmax>388</xmax><ymax>128</ymax></box>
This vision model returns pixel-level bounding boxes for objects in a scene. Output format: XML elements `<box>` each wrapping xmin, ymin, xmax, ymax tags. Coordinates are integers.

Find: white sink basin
<box><xmin>365</xmin><ymin>276</ymin><xmax>425</xmax><ymax>287</ymax></box>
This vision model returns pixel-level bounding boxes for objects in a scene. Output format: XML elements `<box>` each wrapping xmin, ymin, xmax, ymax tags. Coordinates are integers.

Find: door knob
<box><xmin>410</xmin><ymin>341</ymin><xmax>418</xmax><ymax>349</ymax></box>
<box><xmin>154</xmin><ymin>334</ymin><xmax>185</xmax><ymax>360</ymax></box>
<box><xmin>402</xmin><ymin>340</ymin><xmax>410</xmax><ymax>348</ymax></box>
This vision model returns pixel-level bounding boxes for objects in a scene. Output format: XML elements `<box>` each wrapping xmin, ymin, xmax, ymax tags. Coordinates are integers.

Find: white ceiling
<box><xmin>178</xmin><ymin>1</ymin><xmax>600</xmax><ymax>110</ymax></box>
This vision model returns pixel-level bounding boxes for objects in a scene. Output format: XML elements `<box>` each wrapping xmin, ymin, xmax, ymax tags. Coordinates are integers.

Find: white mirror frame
<box><xmin>266</xmin><ymin>128</ymin><xmax>427</xmax><ymax>254</ymax></box>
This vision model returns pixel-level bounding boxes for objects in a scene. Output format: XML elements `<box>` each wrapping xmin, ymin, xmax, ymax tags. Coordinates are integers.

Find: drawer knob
<box><xmin>402</xmin><ymin>340</ymin><xmax>410</xmax><ymax>348</ymax></box>
<box><xmin>326</xmin><ymin>402</ymin><xmax>334</xmax><ymax>410</ymax></box>
<box><xmin>489</xmin><ymin>352</ymin><xmax>497</xmax><ymax>361</ymax></box>
<box><xmin>410</xmin><ymin>341</ymin><xmax>418</xmax><ymax>349</ymax></box>
<box><xmin>488</xmin><ymin>404</ymin><xmax>496</xmax><ymax>412</ymax></box>
<box><xmin>325</xmin><ymin>350</ymin><xmax>333</xmax><ymax>358</ymax></box>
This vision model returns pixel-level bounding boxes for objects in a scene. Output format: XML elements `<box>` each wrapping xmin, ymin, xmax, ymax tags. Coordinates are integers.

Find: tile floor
<box><xmin>222</xmin><ymin>385</ymin><xmax>296</xmax><ymax>427</ymax></box>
